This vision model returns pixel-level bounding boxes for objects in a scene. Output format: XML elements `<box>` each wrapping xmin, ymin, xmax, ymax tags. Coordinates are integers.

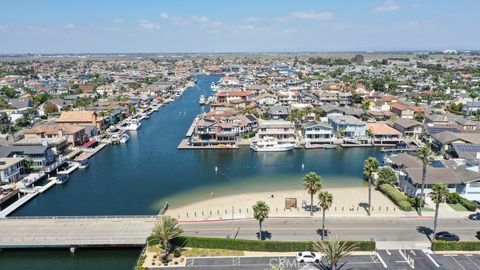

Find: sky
<box><xmin>0</xmin><ymin>0</ymin><xmax>479</xmax><ymax>54</ymax></box>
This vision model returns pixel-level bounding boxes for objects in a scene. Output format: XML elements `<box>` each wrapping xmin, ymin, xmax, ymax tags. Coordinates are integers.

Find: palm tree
<box><xmin>363</xmin><ymin>157</ymin><xmax>379</xmax><ymax>216</ymax></box>
<box><xmin>313</xmin><ymin>239</ymin><xmax>357</xmax><ymax>270</ymax></box>
<box><xmin>303</xmin><ymin>172</ymin><xmax>323</xmax><ymax>216</ymax></box>
<box><xmin>318</xmin><ymin>191</ymin><xmax>333</xmax><ymax>240</ymax></box>
<box><xmin>253</xmin><ymin>200</ymin><xmax>270</xmax><ymax>240</ymax></box>
<box><xmin>152</xmin><ymin>216</ymin><xmax>184</xmax><ymax>259</ymax></box>
<box><xmin>430</xmin><ymin>183</ymin><xmax>449</xmax><ymax>236</ymax></box>
<box><xmin>417</xmin><ymin>144</ymin><xmax>433</xmax><ymax>216</ymax></box>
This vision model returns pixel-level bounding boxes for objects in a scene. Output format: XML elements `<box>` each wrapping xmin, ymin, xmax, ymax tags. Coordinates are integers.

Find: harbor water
<box><xmin>2</xmin><ymin>74</ymin><xmax>384</xmax><ymax>269</ymax></box>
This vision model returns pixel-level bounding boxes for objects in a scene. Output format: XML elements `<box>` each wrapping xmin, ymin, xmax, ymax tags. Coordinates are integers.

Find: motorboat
<box><xmin>52</xmin><ymin>174</ymin><xmax>69</xmax><ymax>185</ymax></box>
<box><xmin>119</xmin><ymin>133</ymin><xmax>129</xmax><ymax>143</ymax></box>
<box><xmin>211</xmin><ymin>82</ymin><xmax>217</xmax><ymax>91</ymax></box>
<box><xmin>124</xmin><ymin>119</ymin><xmax>141</xmax><ymax>131</ymax></box>
<box><xmin>79</xmin><ymin>160</ymin><xmax>89</xmax><ymax>169</ymax></box>
<box><xmin>250</xmin><ymin>137</ymin><xmax>295</xmax><ymax>152</ymax></box>
<box><xmin>199</xmin><ymin>95</ymin><xmax>206</xmax><ymax>105</ymax></box>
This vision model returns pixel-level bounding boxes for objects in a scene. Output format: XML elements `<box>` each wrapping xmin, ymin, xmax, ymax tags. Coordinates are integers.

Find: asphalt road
<box><xmin>181</xmin><ymin>217</ymin><xmax>480</xmax><ymax>242</ymax></box>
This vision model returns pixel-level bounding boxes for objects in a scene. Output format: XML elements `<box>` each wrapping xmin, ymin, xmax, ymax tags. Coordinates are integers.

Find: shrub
<box><xmin>173</xmin><ymin>249</ymin><xmax>182</xmax><ymax>258</ymax></box>
<box><xmin>161</xmin><ymin>255</ymin><xmax>168</xmax><ymax>264</ymax></box>
<box><xmin>432</xmin><ymin>241</ymin><xmax>480</xmax><ymax>251</ymax></box>
<box><xmin>447</xmin><ymin>193</ymin><xmax>477</xmax><ymax>211</ymax></box>
<box><xmin>446</xmin><ymin>193</ymin><xmax>461</xmax><ymax>204</ymax></box>
<box><xmin>377</xmin><ymin>167</ymin><xmax>397</xmax><ymax>185</ymax></box>
<box><xmin>167</xmin><ymin>236</ymin><xmax>376</xmax><ymax>252</ymax></box>
<box><xmin>378</xmin><ymin>183</ymin><xmax>412</xmax><ymax>211</ymax></box>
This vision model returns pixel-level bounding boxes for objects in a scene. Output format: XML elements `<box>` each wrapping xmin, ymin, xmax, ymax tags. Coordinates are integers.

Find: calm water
<box><xmin>2</xmin><ymin>74</ymin><xmax>383</xmax><ymax>269</ymax></box>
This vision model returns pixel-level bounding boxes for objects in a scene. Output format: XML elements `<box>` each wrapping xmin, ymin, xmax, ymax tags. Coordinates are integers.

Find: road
<box><xmin>181</xmin><ymin>217</ymin><xmax>480</xmax><ymax>242</ymax></box>
<box><xmin>0</xmin><ymin>216</ymin><xmax>478</xmax><ymax>248</ymax></box>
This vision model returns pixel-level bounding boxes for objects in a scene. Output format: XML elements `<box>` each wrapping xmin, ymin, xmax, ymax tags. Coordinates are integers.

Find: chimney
<box><xmin>58</xmin><ymin>128</ymin><xmax>64</xmax><ymax>138</ymax></box>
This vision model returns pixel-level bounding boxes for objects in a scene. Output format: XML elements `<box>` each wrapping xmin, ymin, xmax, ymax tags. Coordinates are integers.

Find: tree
<box><xmin>430</xmin><ymin>183</ymin><xmax>449</xmax><ymax>236</ymax></box>
<box><xmin>313</xmin><ymin>239</ymin><xmax>357</xmax><ymax>270</ymax></box>
<box><xmin>417</xmin><ymin>144</ymin><xmax>433</xmax><ymax>216</ymax></box>
<box><xmin>352</xmin><ymin>54</ymin><xmax>364</xmax><ymax>64</ymax></box>
<box><xmin>0</xmin><ymin>86</ymin><xmax>18</xmax><ymax>98</ymax></box>
<box><xmin>152</xmin><ymin>216</ymin><xmax>184</xmax><ymax>260</ymax></box>
<box><xmin>43</xmin><ymin>102</ymin><xmax>59</xmax><ymax>115</ymax></box>
<box><xmin>414</xmin><ymin>113</ymin><xmax>425</xmax><ymax>123</ymax></box>
<box><xmin>363</xmin><ymin>157</ymin><xmax>379</xmax><ymax>216</ymax></box>
<box><xmin>15</xmin><ymin>117</ymin><xmax>31</xmax><ymax>127</ymax></box>
<box><xmin>0</xmin><ymin>112</ymin><xmax>10</xmax><ymax>124</ymax></box>
<box><xmin>318</xmin><ymin>191</ymin><xmax>333</xmax><ymax>240</ymax></box>
<box><xmin>253</xmin><ymin>201</ymin><xmax>270</xmax><ymax>240</ymax></box>
<box><xmin>361</xmin><ymin>100</ymin><xmax>370</xmax><ymax>111</ymax></box>
<box><xmin>377</xmin><ymin>167</ymin><xmax>397</xmax><ymax>185</ymax></box>
<box><xmin>303</xmin><ymin>172</ymin><xmax>323</xmax><ymax>216</ymax></box>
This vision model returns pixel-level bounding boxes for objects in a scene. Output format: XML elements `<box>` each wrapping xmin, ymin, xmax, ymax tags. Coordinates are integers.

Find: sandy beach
<box><xmin>167</xmin><ymin>187</ymin><xmax>404</xmax><ymax>221</ymax></box>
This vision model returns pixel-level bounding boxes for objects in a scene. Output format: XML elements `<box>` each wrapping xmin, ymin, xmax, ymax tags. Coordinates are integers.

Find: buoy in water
<box><xmin>301</xmin><ymin>163</ymin><xmax>305</xmax><ymax>169</ymax></box>
<box><xmin>215</xmin><ymin>166</ymin><xmax>218</xmax><ymax>172</ymax></box>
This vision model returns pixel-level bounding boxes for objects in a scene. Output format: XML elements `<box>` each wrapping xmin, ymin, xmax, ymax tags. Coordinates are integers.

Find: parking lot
<box><xmin>434</xmin><ymin>253</ymin><xmax>480</xmax><ymax>270</ymax></box>
<box><xmin>158</xmin><ymin>250</ymin><xmax>480</xmax><ymax>269</ymax></box>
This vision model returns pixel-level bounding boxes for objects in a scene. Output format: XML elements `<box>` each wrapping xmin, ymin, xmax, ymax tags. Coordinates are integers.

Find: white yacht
<box><xmin>124</xmin><ymin>119</ymin><xmax>141</xmax><ymax>131</ymax></box>
<box><xmin>199</xmin><ymin>95</ymin><xmax>206</xmax><ymax>105</ymax></box>
<box><xmin>119</xmin><ymin>133</ymin><xmax>130</xmax><ymax>143</ymax></box>
<box><xmin>211</xmin><ymin>82</ymin><xmax>217</xmax><ymax>92</ymax></box>
<box><xmin>250</xmin><ymin>137</ymin><xmax>295</xmax><ymax>152</ymax></box>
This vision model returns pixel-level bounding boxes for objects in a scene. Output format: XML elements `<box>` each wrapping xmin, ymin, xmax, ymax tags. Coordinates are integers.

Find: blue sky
<box><xmin>0</xmin><ymin>0</ymin><xmax>478</xmax><ymax>53</ymax></box>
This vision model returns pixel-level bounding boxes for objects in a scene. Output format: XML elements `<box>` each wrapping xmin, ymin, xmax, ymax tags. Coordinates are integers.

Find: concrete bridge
<box><xmin>0</xmin><ymin>216</ymin><xmax>158</xmax><ymax>249</ymax></box>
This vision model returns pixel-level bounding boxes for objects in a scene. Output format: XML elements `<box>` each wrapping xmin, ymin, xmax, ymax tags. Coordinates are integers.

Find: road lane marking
<box><xmin>376</xmin><ymin>252</ymin><xmax>388</xmax><ymax>268</ymax></box>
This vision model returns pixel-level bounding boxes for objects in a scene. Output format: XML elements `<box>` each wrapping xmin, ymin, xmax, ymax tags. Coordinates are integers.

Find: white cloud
<box><xmin>138</xmin><ymin>20</ymin><xmax>160</xmax><ymax>30</ymax></box>
<box><xmin>245</xmin><ymin>16</ymin><xmax>260</xmax><ymax>23</ymax></box>
<box><xmin>278</xmin><ymin>10</ymin><xmax>334</xmax><ymax>22</ymax></box>
<box><xmin>112</xmin><ymin>18</ymin><xmax>123</xmax><ymax>23</ymax></box>
<box><xmin>191</xmin><ymin>16</ymin><xmax>210</xmax><ymax>23</ymax></box>
<box><xmin>64</xmin><ymin>24</ymin><xmax>77</xmax><ymax>29</ymax></box>
<box><xmin>373</xmin><ymin>0</ymin><xmax>399</xmax><ymax>13</ymax></box>
<box><xmin>160</xmin><ymin>13</ymin><xmax>169</xmax><ymax>20</ymax></box>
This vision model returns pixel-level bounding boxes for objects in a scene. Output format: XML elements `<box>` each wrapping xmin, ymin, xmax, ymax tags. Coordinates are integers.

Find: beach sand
<box><xmin>167</xmin><ymin>187</ymin><xmax>402</xmax><ymax>221</ymax></box>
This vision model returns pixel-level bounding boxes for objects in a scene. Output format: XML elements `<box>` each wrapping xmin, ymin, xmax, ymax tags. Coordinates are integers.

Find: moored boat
<box><xmin>250</xmin><ymin>137</ymin><xmax>295</xmax><ymax>152</ymax></box>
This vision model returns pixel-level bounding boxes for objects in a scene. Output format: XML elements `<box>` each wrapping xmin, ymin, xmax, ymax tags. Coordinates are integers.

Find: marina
<box><xmin>11</xmin><ymin>74</ymin><xmax>383</xmax><ymax>217</ymax></box>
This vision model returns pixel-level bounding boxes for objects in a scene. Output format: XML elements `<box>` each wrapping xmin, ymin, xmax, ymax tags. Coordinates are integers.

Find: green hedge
<box><xmin>446</xmin><ymin>193</ymin><xmax>477</xmax><ymax>211</ymax></box>
<box><xmin>432</xmin><ymin>241</ymin><xmax>480</xmax><ymax>251</ymax></box>
<box><xmin>148</xmin><ymin>236</ymin><xmax>375</xmax><ymax>251</ymax></box>
<box><xmin>378</xmin><ymin>183</ymin><xmax>412</xmax><ymax>211</ymax></box>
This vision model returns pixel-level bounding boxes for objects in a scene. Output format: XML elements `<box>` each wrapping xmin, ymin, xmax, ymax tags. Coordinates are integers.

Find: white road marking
<box><xmin>449</xmin><ymin>255</ymin><xmax>466</xmax><ymax>270</ymax></box>
<box><xmin>423</xmin><ymin>252</ymin><xmax>440</xmax><ymax>268</ymax></box>
<box><xmin>464</xmin><ymin>254</ymin><xmax>480</xmax><ymax>270</ymax></box>
<box><xmin>376</xmin><ymin>252</ymin><xmax>388</xmax><ymax>268</ymax></box>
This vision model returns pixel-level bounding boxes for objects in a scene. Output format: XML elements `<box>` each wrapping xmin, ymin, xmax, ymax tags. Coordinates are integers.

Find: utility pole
<box><xmin>231</xmin><ymin>206</ymin><xmax>234</xmax><ymax>238</ymax></box>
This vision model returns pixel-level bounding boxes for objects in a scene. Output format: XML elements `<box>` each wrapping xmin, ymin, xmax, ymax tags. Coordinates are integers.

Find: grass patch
<box><xmin>420</xmin><ymin>207</ymin><xmax>435</xmax><ymax>212</ymax></box>
<box><xmin>182</xmin><ymin>248</ymin><xmax>244</xmax><ymax>257</ymax></box>
<box><xmin>449</xmin><ymin>203</ymin><xmax>469</xmax><ymax>211</ymax></box>
<box><xmin>433</xmin><ymin>241</ymin><xmax>480</xmax><ymax>251</ymax></box>
<box><xmin>147</xmin><ymin>245</ymin><xmax>161</xmax><ymax>253</ymax></box>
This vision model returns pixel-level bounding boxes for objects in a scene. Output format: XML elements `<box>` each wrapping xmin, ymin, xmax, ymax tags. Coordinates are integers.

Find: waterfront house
<box><xmin>430</xmin><ymin>131</ymin><xmax>480</xmax><ymax>154</ymax></box>
<box><xmin>0</xmin><ymin>157</ymin><xmax>25</xmax><ymax>183</ymax></box>
<box><xmin>393</xmin><ymin>119</ymin><xmax>423</xmax><ymax>140</ymax></box>
<box><xmin>24</xmin><ymin>124</ymin><xmax>87</xmax><ymax>147</ymax></box>
<box><xmin>0</xmin><ymin>145</ymin><xmax>55</xmax><ymax>168</ymax></box>
<box><xmin>217</xmin><ymin>91</ymin><xmax>254</xmax><ymax>103</ymax></box>
<box><xmin>327</xmin><ymin>114</ymin><xmax>366</xmax><ymax>140</ymax></box>
<box><xmin>38</xmin><ymin>98</ymin><xmax>72</xmax><ymax>116</ymax></box>
<box><xmin>366</xmin><ymin>123</ymin><xmax>402</xmax><ymax>145</ymax></box>
<box><xmin>56</xmin><ymin>111</ymin><xmax>108</xmax><ymax>132</ymax></box>
<box><xmin>256</xmin><ymin>120</ymin><xmax>296</xmax><ymax>144</ymax></box>
<box><xmin>301</xmin><ymin>121</ymin><xmax>334</xmax><ymax>145</ymax></box>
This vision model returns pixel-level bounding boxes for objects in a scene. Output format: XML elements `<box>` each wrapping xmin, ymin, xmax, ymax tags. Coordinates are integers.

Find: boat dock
<box><xmin>0</xmin><ymin>192</ymin><xmax>38</xmax><ymax>218</ymax></box>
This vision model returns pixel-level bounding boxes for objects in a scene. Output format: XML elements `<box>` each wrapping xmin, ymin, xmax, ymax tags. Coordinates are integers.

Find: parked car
<box><xmin>296</xmin><ymin>251</ymin><xmax>322</xmax><ymax>263</ymax></box>
<box><xmin>435</xmin><ymin>231</ymin><xmax>460</xmax><ymax>241</ymax></box>
<box><xmin>468</xmin><ymin>212</ymin><xmax>480</xmax><ymax>220</ymax></box>
<box><xmin>476</xmin><ymin>231</ymin><xmax>480</xmax><ymax>239</ymax></box>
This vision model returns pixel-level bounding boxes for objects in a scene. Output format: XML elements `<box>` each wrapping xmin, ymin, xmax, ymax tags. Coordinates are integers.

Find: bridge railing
<box><xmin>0</xmin><ymin>235</ymin><xmax>149</xmax><ymax>246</ymax></box>
<box><xmin>4</xmin><ymin>215</ymin><xmax>159</xmax><ymax>220</ymax></box>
